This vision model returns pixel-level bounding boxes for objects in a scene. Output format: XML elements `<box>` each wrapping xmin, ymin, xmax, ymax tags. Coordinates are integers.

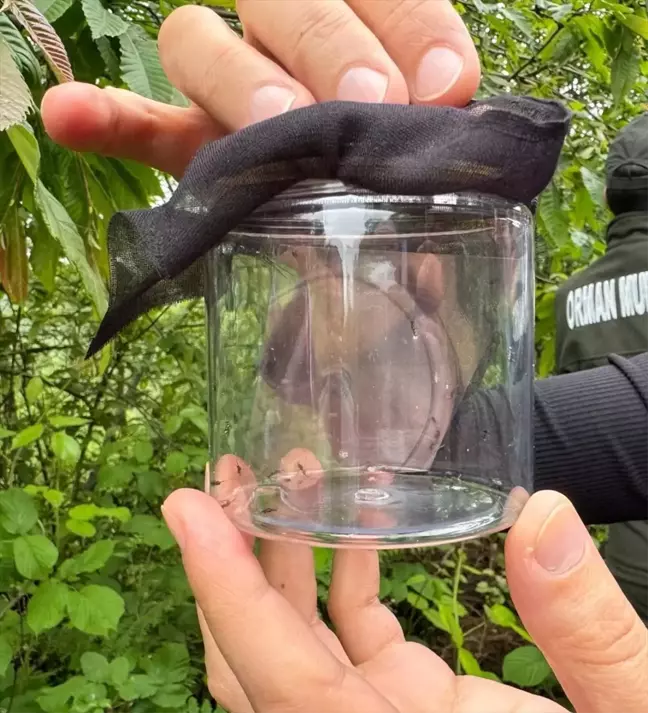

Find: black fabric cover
<box><xmin>87</xmin><ymin>95</ymin><xmax>571</xmax><ymax>356</ymax></box>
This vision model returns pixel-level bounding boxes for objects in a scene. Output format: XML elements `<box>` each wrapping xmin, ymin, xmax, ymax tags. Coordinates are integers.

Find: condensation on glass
<box><xmin>205</xmin><ymin>180</ymin><xmax>534</xmax><ymax>549</ymax></box>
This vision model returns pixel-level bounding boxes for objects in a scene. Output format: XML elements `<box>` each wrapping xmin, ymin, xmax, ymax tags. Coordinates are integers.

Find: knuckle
<box><xmin>560</xmin><ymin>602</ymin><xmax>648</xmax><ymax>669</ymax></box>
<box><xmin>286</xmin><ymin>5</ymin><xmax>355</xmax><ymax>67</ymax></box>
<box><xmin>376</xmin><ymin>0</ymin><xmax>468</xmax><ymax>50</ymax></box>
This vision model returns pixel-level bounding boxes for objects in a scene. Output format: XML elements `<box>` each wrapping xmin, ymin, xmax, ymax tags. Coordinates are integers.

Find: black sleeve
<box><xmin>533</xmin><ymin>353</ymin><xmax>648</xmax><ymax>525</ymax></box>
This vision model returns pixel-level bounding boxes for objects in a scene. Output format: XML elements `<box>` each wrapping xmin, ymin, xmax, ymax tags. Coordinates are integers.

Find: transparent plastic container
<box><xmin>205</xmin><ymin>180</ymin><xmax>534</xmax><ymax>549</ymax></box>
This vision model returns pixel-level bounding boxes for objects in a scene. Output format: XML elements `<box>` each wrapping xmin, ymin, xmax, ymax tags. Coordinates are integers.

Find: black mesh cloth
<box><xmin>87</xmin><ymin>95</ymin><xmax>571</xmax><ymax>356</ymax></box>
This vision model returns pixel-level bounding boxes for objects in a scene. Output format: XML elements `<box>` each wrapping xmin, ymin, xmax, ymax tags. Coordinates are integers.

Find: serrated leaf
<box><xmin>143</xmin><ymin>643</ymin><xmax>189</xmax><ymax>684</ymax></box>
<box><xmin>580</xmin><ymin>166</ymin><xmax>605</xmax><ymax>209</ymax></box>
<box><xmin>125</xmin><ymin>514</ymin><xmax>175</xmax><ymax>550</ymax></box>
<box><xmin>118</xmin><ymin>674</ymin><xmax>158</xmax><ymax>701</ymax></box>
<box><xmin>67</xmin><ymin>584</ymin><xmax>125</xmax><ymax>636</ymax></box>
<box><xmin>0</xmin><ymin>203</ymin><xmax>28</xmax><ymax>304</ymax></box>
<box><xmin>0</xmin><ymin>13</ymin><xmax>41</xmax><ymax>85</ymax></box>
<box><xmin>98</xmin><ymin>462</ymin><xmax>132</xmax><ymax>489</ymax></box>
<box><xmin>611</xmin><ymin>33</ymin><xmax>641</xmax><ymax>105</ymax></box>
<box><xmin>0</xmin><ymin>636</ymin><xmax>12</xmax><ymax>677</ymax></box>
<box><xmin>27</xmin><ymin>579</ymin><xmax>69</xmax><ymax>633</ymax></box>
<box><xmin>49</xmin><ymin>415</ymin><xmax>91</xmax><ymax>428</ymax></box>
<box><xmin>4</xmin><ymin>0</ymin><xmax>73</xmax><ymax>82</ymax></box>
<box><xmin>165</xmin><ymin>451</ymin><xmax>189</xmax><ymax>474</ymax></box>
<box><xmin>95</xmin><ymin>34</ymin><xmax>119</xmax><ymax>80</ymax></box>
<box><xmin>51</xmin><ymin>431</ymin><xmax>81</xmax><ymax>466</ymax></box>
<box><xmin>34</xmin><ymin>180</ymin><xmax>108</xmax><ymax>314</ymax></box>
<box><xmin>0</xmin><ymin>36</ymin><xmax>33</xmax><ymax>131</ymax></box>
<box><xmin>0</xmin><ymin>488</ymin><xmax>38</xmax><ymax>533</ymax></box>
<box><xmin>503</xmin><ymin>645</ymin><xmax>552</xmax><ymax>687</ymax></box>
<box><xmin>65</xmin><ymin>518</ymin><xmax>96</xmax><ymax>537</ymax></box>
<box><xmin>32</xmin><ymin>0</ymin><xmax>74</xmax><ymax>22</ymax></box>
<box><xmin>13</xmin><ymin>534</ymin><xmax>58</xmax><ymax>579</ymax></box>
<box><xmin>119</xmin><ymin>25</ymin><xmax>172</xmax><ymax>102</ymax></box>
<box><xmin>81</xmin><ymin>651</ymin><xmax>110</xmax><ymax>682</ymax></box>
<box><xmin>152</xmin><ymin>683</ymin><xmax>192</xmax><ymax>708</ymax></box>
<box><xmin>81</xmin><ymin>0</ymin><xmax>126</xmax><ymax>39</ymax></box>
<box><xmin>133</xmin><ymin>440</ymin><xmax>153</xmax><ymax>464</ymax></box>
<box><xmin>11</xmin><ymin>423</ymin><xmax>44</xmax><ymax>450</ymax></box>
<box><xmin>538</xmin><ymin>182</ymin><xmax>569</xmax><ymax>247</ymax></box>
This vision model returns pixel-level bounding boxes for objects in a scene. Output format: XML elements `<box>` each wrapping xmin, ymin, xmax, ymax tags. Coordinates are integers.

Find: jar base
<box><xmin>223</xmin><ymin>470</ymin><xmax>528</xmax><ymax>549</ymax></box>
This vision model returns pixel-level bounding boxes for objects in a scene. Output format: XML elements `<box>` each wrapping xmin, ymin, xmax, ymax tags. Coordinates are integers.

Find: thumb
<box><xmin>505</xmin><ymin>491</ymin><xmax>648</xmax><ymax>713</ymax></box>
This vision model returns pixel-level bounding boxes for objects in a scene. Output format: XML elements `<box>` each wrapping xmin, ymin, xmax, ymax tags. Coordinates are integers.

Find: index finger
<box><xmin>161</xmin><ymin>489</ymin><xmax>394</xmax><ymax>712</ymax></box>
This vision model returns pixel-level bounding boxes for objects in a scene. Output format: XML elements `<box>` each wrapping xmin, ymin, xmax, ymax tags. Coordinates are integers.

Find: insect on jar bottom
<box><xmin>205</xmin><ymin>180</ymin><xmax>534</xmax><ymax>549</ymax></box>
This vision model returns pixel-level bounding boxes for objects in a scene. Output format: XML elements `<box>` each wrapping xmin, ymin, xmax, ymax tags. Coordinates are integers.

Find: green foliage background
<box><xmin>0</xmin><ymin>0</ymin><xmax>646</xmax><ymax>711</ymax></box>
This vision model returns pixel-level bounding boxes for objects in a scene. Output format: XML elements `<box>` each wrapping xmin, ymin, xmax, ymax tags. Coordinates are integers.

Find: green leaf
<box><xmin>27</xmin><ymin>579</ymin><xmax>69</xmax><ymax>633</ymax></box>
<box><xmin>60</xmin><ymin>540</ymin><xmax>114</xmax><ymax>578</ymax></box>
<box><xmin>164</xmin><ymin>414</ymin><xmax>183</xmax><ymax>436</ymax></box>
<box><xmin>0</xmin><ymin>202</ymin><xmax>28</xmax><ymax>303</ymax></box>
<box><xmin>538</xmin><ymin>182</ymin><xmax>569</xmax><ymax>247</ymax></box>
<box><xmin>458</xmin><ymin>648</ymin><xmax>482</xmax><ymax>676</ymax></box>
<box><xmin>13</xmin><ymin>534</ymin><xmax>59</xmax><ymax>579</ymax></box>
<box><xmin>25</xmin><ymin>376</ymin><xmax>43</xmax><ymax>403</ymax></box>
<box><xmin>4</xmin><ymin>0</ymin><xmax>74</xmax><ymax>81</ymax></box>
<box><xmin>67</xmin><ymin>584</ymin><xmax>125</xmax><ymax>636</ymax></box>
<box><xmin>580</xmin><ymin>167</ymin><xmax>606</xmax><ymax>209</ymax></box>
<box><xmin>43</xmin><ymin>489</ymin><xmax>65</xmax><ymax>508</ymax></box>
<box><xmin>98</xmin><ymin>463</ymin><xmax>133</xmax><ymax>489</ymax></box>
<box><xmin>501</xmin><ymin>7</ymin><xmax>535</xmax><ymax>40</ymax></box>
<box><xmin>0</xmin><ymin>636</ymin><xmax>13</xmax><ymax>678</ymax></box>
<box><xmin>118</xmin><ymin>674</ymin><xmax>158</xmax><ymax>701</ymax></box>
<box><xmin>49</xmin><ymin>415</ymin><xmax>91</xmax><ymax>428</ymax></box>
<box><xmin>65</xmin><ymin>518</ymin><xmax>96</xmax><ymax>537</ymax></box>
<box><xmin>503</xmin><ymin>645</ymin><xmax>552</xmax><ymax>688</ymax></box>
<box><xmin>618</xmin><ymin>13</ymin><xmax>648</xmax><ymax>40</ymax></box>
<box><xmin>32</xmin><ymin>0</ymin><xmax>75</xmax><ymax>21</ymax></box>
<box><xmin>0</xmin><ymin>36</ymin><xmax>33</xmax><ymax>131</ymax></box>
<box><xmin>6</xmin><ymin>123</ymin><xmax>40</xmax><ymax>183</ymax></box>
<box><xmin>152</xmin><ymin>683</ymin><xmax>192</xmax><ymax>708</ymax></box>
<box><xmin>119</xmin><ymin>25</ymin><xmax>173</xmax><ymax>103</ymax></box>
<box><xmin>165</xmin><ymin>451</ymin><xmax>189</xmax><ymax>474</ymax></box>
<box><xmin>68</xmin><ymin>503</ymin><xmax>100</xmax><ymax>520</ymax></box>
<box><xmin>34</xmin><ymin>180</ymin><xmax>108</xmax><ymax>314</ymax></box>
<box><xmin>37</xmin><ymin>676</ymin><xmax>86</xmax><ymax>713</ymax></box>
<box><xmin>50</xmin><ymin>431</ymin><xmax>81</xmax><ymax>467</ymax></box>
<box><xmin>10</xmin><ymin>422</ymin><xmax>43</xmax><ymax>450</ymax></box>
<box><xmin>110</xmin><ymin>656</ymin><xmax>132</xmax><ymax>686</ymax></box>
<box><xmin>538</xmin><ymin>26</ymin><xmax>578</xmax><ymax>64</ymax></box>
<box><xmin>611</xmin><ymin>32</ymin><xmax>641</xmax><ymax>106</ymax></box>
<box><xmin>81</xmin><ymin>651</ymin><xmax>111</xmax><ymax>682</ymax></box>
<box><xmin>30</xmin><ymin>219</ymin><xmax>60</xmax><ymax>292</ymax></box>
<box><xmin>0</xmin><ymin>13</ymin><xmax>41</xmax><ymax>85</ymax></box>
<box><xmin>96</xmin><ymin>35</ymin><xmax>120</xmax><ymax>80</ymax></box>
<box><xmin>125</xmin><ymin>515</ymin><xmax>175</xmax><ymax>550</ymax></box>
<box><xmin>485</xmin><ymin>603</ymin><xmax>517</xmax><ymax>628</ymax></box>
<box><xmin>81</xmin><ymin>0</ymin><xmax>128</xmax><ymax>39</ymax></box>
<box><xmin>143</xmin><ymin>643</ymin><xmax>190</xmax><ymax>684</ymax></box>
<box><xmin>0</xmin><ymin>487</ymin><xmax>38</xmax><ymax>534</ymax></box>
<box><xmin>133</xmin><ymin>440</ymin><xmax>153</xmax><ymax>464</ymax></box>
<box><xmin>0</xmin><ymin>427</ymin><xmax>15</xmax><ymax>439</ymax></box>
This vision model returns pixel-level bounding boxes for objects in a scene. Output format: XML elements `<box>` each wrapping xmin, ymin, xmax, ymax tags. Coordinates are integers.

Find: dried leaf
<box><xmin>0</xmin><ymin>203</ymin><xmax>29</xmax><ymax>304</ymax></box>
<box><xmin>4</xmin><ymin>0</ymin><xmax>73</xmax><ymax>82</ymax></box>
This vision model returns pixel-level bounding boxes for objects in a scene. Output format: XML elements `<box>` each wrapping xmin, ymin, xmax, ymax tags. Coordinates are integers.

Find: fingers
<box><xmin>159</xmin><ymin>6</ymin><xmax>315</xmax><ymax>130</ymax></box>
<box><xmin>41</xmin><ymin>83</ymin><xmax>220</xmax><ymax>177</ymax></box>
<box><xmin>347</xmin><ymin>0</ymin><xmax>481</xmax><ymax>106</ymax></box>
<box><xmin>506</xmin><ymin>491</ymin><xmax>648</xmax><ymax>713</ymax></box>
<box><xmin>239</xmin><ymin>0</ymin><xmax>409</xmax><ymax>103</ymax></box>
<box><xmin>328</xmin><ymin>549</ymin><xmax>405</xmax><ymax>665</ymax></box>
<box><xmin>162</xmin><ymin>489</ymin><xmax>394</xmax><ymax>713</ymax></box>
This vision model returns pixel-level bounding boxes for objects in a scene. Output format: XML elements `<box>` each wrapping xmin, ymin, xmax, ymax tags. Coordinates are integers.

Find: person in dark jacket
<box><xmin>554</xmin><ymin>113</ymin><xmax>648</xmax><ymax>622</ymax></box>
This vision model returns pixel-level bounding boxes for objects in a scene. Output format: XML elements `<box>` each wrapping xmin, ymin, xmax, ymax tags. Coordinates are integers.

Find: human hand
<box><xmin>42</xmin><ymin>0</ymin><xmax>481</xmax><ymax>177</ymax></box>
<box><xmin>161</xmin><ymin>471</ymin><xmax>648</xmax><ymax>713</ymax></box>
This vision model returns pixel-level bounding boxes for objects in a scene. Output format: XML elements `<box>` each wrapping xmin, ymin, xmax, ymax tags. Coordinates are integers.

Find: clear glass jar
<box><xmin>205</xmin><ymin>180</ymin><xmax>533</xmax><ymax>549</ymax></box>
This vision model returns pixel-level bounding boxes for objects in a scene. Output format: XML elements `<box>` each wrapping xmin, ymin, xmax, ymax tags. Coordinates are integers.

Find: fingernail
<box><xmin>249</xmin><ymin>85</ymin><xmax>296</xmax><ymax>124</ymax></box>
<box><xmin>161</xmin><ymin>504</ymin><xmax>186</xmax><ymax>551</ymax></box>
<box><xmin>337</xmin><ymin>67</ymin><xmax>389</xmax><ymax>103</ymax></box>
<box><xmin>533</xmin><ymin>501</ymin><xmax>588</xmax><ymax>575</ymax></box>
<box><xmin>415</xmin><ymin>46</ymin><xmax>464</xmax><ymax>101</ymax></box>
